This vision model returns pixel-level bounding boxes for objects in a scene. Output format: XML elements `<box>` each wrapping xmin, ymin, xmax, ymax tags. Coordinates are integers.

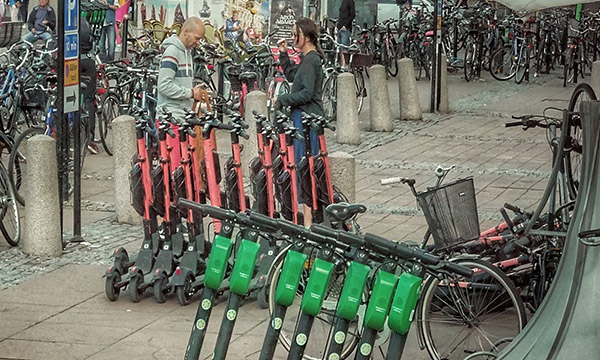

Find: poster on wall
<box><xmin>192</xmin><ymin>0</ymin><xmax>272</xmax><ymax>47</ymax></box>
<box><xmin>138</xmin><ymin>0</ymin><xmax>188</xmax><ymax>27</ymax></box>
<box><xmin>269</xmin><ymin>0</ymin><xmax>303</xmax><ymax>45</ymax></box>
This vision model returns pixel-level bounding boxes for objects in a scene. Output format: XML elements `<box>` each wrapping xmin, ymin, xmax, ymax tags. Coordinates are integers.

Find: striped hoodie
<box><xmin>157</xmin><ymin>35</ymin><xmax>194</xmax><ymax>121</ymax></box>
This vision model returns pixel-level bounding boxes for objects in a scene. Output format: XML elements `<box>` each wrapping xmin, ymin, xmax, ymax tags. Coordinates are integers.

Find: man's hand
<box><xmin>341</xmin><ymin>26</ymin><xmax>347</xmax><ymax>31</ymax></box>
<box><xmin>42</xmin><ymin>20</ymin><xmax>48</xmax><ymax>25</ymax></box>
<box><xmin>32</xmin><ymin>28</ymin><xmax>37</xmax><ymax>34</ymax></box>
<box><xmin>277</xmin><ymin>38</ymin><xmax>288</xmax><ymax>52</ymax></box>
<box><xmin>192</xmin><ymin>85</ymin><xmax>209</xmax><ymax>101</ymax></box>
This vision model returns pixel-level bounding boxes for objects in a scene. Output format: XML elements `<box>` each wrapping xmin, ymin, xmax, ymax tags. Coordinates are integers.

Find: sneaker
<box><xmin>87</xmin><ymin>141</ymin><xmax>99</xmax><ymax>155</ymax></box>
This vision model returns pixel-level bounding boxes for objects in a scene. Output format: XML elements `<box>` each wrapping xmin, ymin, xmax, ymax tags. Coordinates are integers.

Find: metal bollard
<box><xmin>23</xmin><ymin>135</ymin><xmax>62</xmax><ymax>257</ymax></box>
<box><xmin>369</xmin><ymin>64</ymin><xmax>393</xmax><ymax>131</ymax></box>
<box><xmin>336</xmin><ymin>72</ymin><xmax>361</xmax><ymax>144</ymax></box>
<box><xmin>398</xmin><ymin>58</ymin><xmax>423</xmax><ymax>120</ymax></box>
<box><xmin>113</xmin><ymin>115</ymin><xmax>141</xmax><ymax>225</ymax></box>
<box><xmin>591</xmin><ymin>61</ymin><xmax>600</xmax><ymax>97</ymax></box>
<box><xmin>329</xmin><ymin>151</ymin><xmax>355</xmax><ymax>202</ymax></box>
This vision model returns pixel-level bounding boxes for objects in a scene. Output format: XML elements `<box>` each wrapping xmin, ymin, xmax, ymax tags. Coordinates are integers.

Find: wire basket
<box><xmin>416</xmin><ymin>177</ymin><xmax>480</xmax><ymax>250</ymax></box>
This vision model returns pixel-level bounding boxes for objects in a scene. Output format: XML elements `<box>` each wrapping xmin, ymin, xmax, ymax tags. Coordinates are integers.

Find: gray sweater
<box><xmin>157</xmin><ymin>35</ymin><xmax>194</xmax><ymax>121</ymax></box>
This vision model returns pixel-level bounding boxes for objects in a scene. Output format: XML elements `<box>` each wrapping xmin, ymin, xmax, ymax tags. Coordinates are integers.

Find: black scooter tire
<box><xmin>105</xmin><ymin>270</ymin><xmax>121</xmax><ymax>302</ymax></box>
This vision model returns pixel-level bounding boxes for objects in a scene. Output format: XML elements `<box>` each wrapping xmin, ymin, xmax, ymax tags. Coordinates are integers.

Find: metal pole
<box><xmin>57</xmin><ymin>0</ymin><xmax>65</xmax><ymax>243</ymax></box>
<box><xmin>430</xmin><ymin>0</ymin><xmax>441</xmax><ymax>112</ymax></box>
<box><xmin>72</xmin><ymin>0</ymin><xmax>82</xmax><ymax>243</ymax></box>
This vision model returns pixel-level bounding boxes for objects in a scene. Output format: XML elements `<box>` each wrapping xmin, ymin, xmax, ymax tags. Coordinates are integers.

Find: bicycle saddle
<box><xmin>326</xmin><ymin>202</ymin><xmax>367</xmax><ymax>222</ymax></box>
<box><xmin>239</xmin><ymin>71</ymin><xmax>257</xmax><ymax>82</ymax></box>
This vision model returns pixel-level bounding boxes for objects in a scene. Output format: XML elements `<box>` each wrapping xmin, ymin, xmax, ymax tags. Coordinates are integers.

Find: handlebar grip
<box><xmin>380</xmin><ymin>177</ymin><xmax>402</xmax><ymax>185</ymax></box>
<box><xmin>504</xmin><ymin>203</ymin><xmax>522</xmax><ymax>214</ymax></box>
<box><xmin>239</xmin><ymin>131</ymin><xmax>250</xmax><ymax>140</ymax></box>
<box><xmin>167</xmin><ymin>127</ymin><xmax>176</xmax><ymax>138</ymax></box>
<box><xmin>325</xmin><ymin>123</ymin><xmax>336</xmax><ymax>131</ymax></box>
<box><xmin>186</xmin><ymin>127</ymin><xmax>196</xmax><ymax>138</ymax></box>
<box><xmin>441</xmin><ymin>261</ymin><xmax>473</xmax><ymax>278</ymax></box>
<box><xmin>218</xmin><ymin>123</ymin><xmax>235</xmax><ymax>131</ymax></box>
<box><xmin>504</xmin><ymin>121</ymin><xmax>523</xmax><ymax>128</ymax></box>
<box><xmin>277</xmin><ymin>218</ymin><xmax>305</xmax><ymax>235</ymax></box>
<box><xmin>294</xmin><ymin>132</ymin><xmax>304</xmax><ymax>142</ymax></box>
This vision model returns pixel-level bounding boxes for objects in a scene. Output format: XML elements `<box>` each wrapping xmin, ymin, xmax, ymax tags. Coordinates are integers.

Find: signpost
<box><xmin>58</xmin><ymin>0</ymin><xmax>83</xmax><ymax>244</ymax></box>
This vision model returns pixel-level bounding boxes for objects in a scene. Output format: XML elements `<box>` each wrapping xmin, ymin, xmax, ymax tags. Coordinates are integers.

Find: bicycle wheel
<box><xmin>322</xmin><ymin>75</ymin><xmax>337</xmax><ymax>121</ymax></box>
<box><xmin>354</xmin><ymin>70</ymin><xmax>365</xmax><ymax>114</ymax></box>
<box><xmin>386</xmin><ymin>42</ymin><xmax>399</xmax><ymax>77</ymax></box>
<box><xmin>515</xmin><ymin>47</ymin><xmax>529</xmax><ymax>84</ymax></box>
<box><xmin>417</xmin><ymin>258</ymin><xmax>527</xmax><ymax>360</ymax></box>
<box><xmin>464</xmin><ymin>36</ymin><xmax>477</xmax><ymax>82</ymax></box>
<box><xmin>489</xmin><ymin>45</ymin><xmax>516</xmax><ymax>81</ymax></box>
<box><xmin>564</xmin><ymin>83</ymin><xmax>596</xmax><ymax>200</ymax></box>
<box><xmin>0</xmin><ymin>164</ymin><xmax>20</xmax><ymax>246</ymax></box>
<box><xmin>267</xmin><ymin>245</ymin><xmax>358</xmax><ymax>360</ymax></box>
<box><xmin>99</xmin><ymin>92</ymin><xmax>120</xmax><ymax>156</ymax></box>
<box><xmin>563</xmin><ymin>49</ymin><xmax>575</xmax><ymax>87</ymax></box>
<box><xmin>8</xmin><ymin>126</ymin><xmax>45</xmax><ymax>206</ymax></box>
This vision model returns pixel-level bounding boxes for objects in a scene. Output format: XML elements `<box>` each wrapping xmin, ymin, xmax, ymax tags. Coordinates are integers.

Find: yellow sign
<box><xmin>65</xmin><ymin>59</ymin><xmax>79</xmax><ymax>86</ymax></box>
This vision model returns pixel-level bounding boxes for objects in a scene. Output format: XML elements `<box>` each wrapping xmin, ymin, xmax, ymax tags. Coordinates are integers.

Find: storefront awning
<box><xmin>494</xmin><ymin>0</ymin><xmax>598</xmax><ymax>13</ymax></box>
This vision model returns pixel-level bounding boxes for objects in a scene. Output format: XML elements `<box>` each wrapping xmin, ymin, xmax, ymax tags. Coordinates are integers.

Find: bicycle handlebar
<box><xmin>380</xmin><ymin>177</ymin><xmax>416</xmax><ymax>186</ymax></box>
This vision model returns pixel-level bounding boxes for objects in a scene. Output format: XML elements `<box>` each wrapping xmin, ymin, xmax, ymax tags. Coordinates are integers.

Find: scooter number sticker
<box><xmin>143</xmin><ymin>244</ymin><xmax>149</xmax><ymax>249</ymax></box>
<box><xmin>296</xmin><ymin>333</ymin><xmax>307</xmax><ymax>346</ymax></box>
<box><xmin>226</xmin><ymin>309</ymin><xmax>237</xmax><ymax>321</ymax></box>
<box><xmin>328</xmin><ymin>354</ymin><xmax>340</xmax><ymax>360</ymax></box>
<box><xmin>201</xmin><ymin>299</ymin><xmax>212</xmax><ymax>310</ymax></box>
<box><xmin>334</xmin><ymin>331</ymin><xmax>346</xmax><ymax>344</ymax></box>
<box><xmin>272</xmin><ymin>317</ymin><xmax>283</xmax><ymax>330</ymax></box>
<box><xmin>196</xmin><ymin>319</ymin><xmax>206</xmax><ymax>330</ymax></box>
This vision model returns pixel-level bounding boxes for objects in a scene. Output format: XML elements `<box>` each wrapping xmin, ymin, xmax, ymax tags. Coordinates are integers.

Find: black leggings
<box><xmin>80</xmin><ymin>57</ymin><xmax>96</xmax><ymax>138</ymax></box>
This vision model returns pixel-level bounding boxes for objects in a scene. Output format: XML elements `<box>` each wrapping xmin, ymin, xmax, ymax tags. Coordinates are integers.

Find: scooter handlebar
<box><xmin>364</xmin><ymin>233</ymin><xmax>440</xmax><ymax>265</ymax></box>
<box><xmin>441</xmin><ymin>261</ymin><xmax>473</xmax><ymax>278</ymax></box>
<box><xmin>310</xmin><ymin>224</ymin><xmax>365</xmax><ymax>248</ymax></box>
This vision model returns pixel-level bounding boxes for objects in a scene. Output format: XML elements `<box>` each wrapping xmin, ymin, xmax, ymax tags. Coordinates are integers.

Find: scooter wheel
<box><xmin>256</xmin><ymin>286</ymin><xmax>268</xmax><ymax>310</ymax></box>
<box><xmin>153</xmin><ymin>273</ymin><xmax>169</xmax><ymax>304</ymax></box>
<box><xmin>105</xmin><ymin>270</ymin><xmax>121</xmax><ymax>302</ymax></box>
<box><xmin>129</xmin><ymin>274</ymin><xmax>143</xmax><ymax>303</ymax></box>
<box><xmin>176</xmin><ymin>272</ymin><xmax>195</xmax><ymax>306</ymax></box>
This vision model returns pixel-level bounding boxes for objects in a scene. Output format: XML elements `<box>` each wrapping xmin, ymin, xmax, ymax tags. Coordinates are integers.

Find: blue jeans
<box><xmin>337</xmin><ymin>28</ymin><xmax>351</xmax><ymax>46</ymax></box>
<box><xmin>292</xmin><ymin>109</ymin><xmax>319</xmax><ymax>204</ymax></box>
<box><xmin>99</xmin><ymin>24</ymin><xmax>116</xmax><ymax>62</ymax></box>
<box><xmin>23</xmin><ymin>31</ymin><xmax>52</xmax><ymax>44</ymax></box>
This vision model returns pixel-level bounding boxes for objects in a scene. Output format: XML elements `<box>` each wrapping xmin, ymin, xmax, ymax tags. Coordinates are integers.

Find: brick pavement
<box><xmin>0</xmin><ymin>69</ymin><xmax>585</xmax><ymax>359</ymax></box>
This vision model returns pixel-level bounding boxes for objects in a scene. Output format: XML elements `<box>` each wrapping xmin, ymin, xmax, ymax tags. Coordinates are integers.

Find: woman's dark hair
<box><xmin>295</xmin><ymin>17</ymin><xmax>325</xmax><ymax>59</ymax></box>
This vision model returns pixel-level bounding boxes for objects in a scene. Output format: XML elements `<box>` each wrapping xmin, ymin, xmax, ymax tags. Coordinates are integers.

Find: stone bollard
<box><xmin>329</xmin><ymin>151</ymin><xmax>355</xmax><ymax>203</ymax></box>
<box><xmin>591</xmin><ymin>61</ymin><xmax>600</xmax><ymax>97</ymax></box>
<box><xmin>336</xmin><ymin>73</ymin><xmax>361</xmax><ymax>144</ymax></box>
<box><xmin>243</xmin><ymin>91</ymin><xmax>267</xmax><ymax>174</ymax></box>
<box><xmin>369</xmin><ymin>64</ymin><xmax>393</xmax><ymax>131</ymax></box>
<box><xmin>23</xmin><ymin>135</ymin><xmax>62</xmax><ymax>257</ymax></box>
<box><xmin>439</xmin><ymin>54</ymin><xmax>450</xmax><ymax>113</ymax></box>
<box><xmin>398</xmin><ymin>58</ymin><xmax>423</xmax><ymax>120</ymax></box>
<box><xmin>113</xmin><ymin>115</ymin><xmax>141</xmax><ymax>225</ymax></box>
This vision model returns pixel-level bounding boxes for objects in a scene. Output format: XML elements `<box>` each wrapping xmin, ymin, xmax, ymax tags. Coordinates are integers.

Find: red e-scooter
<box><xmin>104</xmin><ymin>109</ymin><xmax>161</xmax><ymax>301</ymax></box>
<box><xmin>224</xmin><ymin>111</ymin><xmax>251</xmax><ymax>212</ymax></box>
<box><xmin>250</xmin><ymin>110</ymin><xmax>278</xmax><ymax>218</ymax></box>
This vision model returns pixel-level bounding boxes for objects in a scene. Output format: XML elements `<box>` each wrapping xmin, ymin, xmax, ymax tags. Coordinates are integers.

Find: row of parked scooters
<box><xmin>103</xmin><ymin>104</ymin><xmax>342</xmax><ymax>306</ymax></box>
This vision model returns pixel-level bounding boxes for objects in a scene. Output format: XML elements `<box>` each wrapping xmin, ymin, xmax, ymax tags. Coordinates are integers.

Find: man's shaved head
<box><xmin>180</xmin><ymin>16</ymin><xmax>205</xmax><ymax>49</ymax></box>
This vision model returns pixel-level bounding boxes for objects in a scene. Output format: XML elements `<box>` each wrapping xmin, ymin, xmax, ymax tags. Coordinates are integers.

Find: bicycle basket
<box><xmin>416</xmin><ymin>177</ymin><xmax>480</xmax><ymax>249</ymax></box>
<box><xmin>347</xmin><ymin>53</ymin><xmax>373</xmax><ymax>68</ymax></box>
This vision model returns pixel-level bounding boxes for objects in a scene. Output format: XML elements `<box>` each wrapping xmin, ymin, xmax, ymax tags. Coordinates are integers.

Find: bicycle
<box><xmin>320</xmin><ymin>33</ymin><xmax>370</xmax><ymax>121</ymax></box>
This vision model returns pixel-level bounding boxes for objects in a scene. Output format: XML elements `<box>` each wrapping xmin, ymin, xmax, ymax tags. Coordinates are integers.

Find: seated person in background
<box><xmin>23</xmin><ymin>0</ymin><xmax>56</xmax><ymax>44</ymax></box>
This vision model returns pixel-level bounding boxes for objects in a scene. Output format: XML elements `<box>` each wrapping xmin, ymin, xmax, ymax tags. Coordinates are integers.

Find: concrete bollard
<box><xmin>398</xmin><ymin>58</ymin><xmax>423</xmax><ymax>120</ymax></box>
<box><xmin>439</xmin><ymin>54</ymin><xmax>450</xmax><ymax>113</ymax></box>
<box><xmin>591</xmin><ymin>61</ymin><xmax>600</xmax><ymax>98</ymax></box>
<box><xmin>113</xmin><ymin>115</ymin><xmax>141</xmax><ymax>225</ymax></box>
<box><xmin>369</xmin><ymin>64</ymin><xmax>393</xmax><ymax>131</ymax></box>
<box><xmin>336</xmin><ymin>72</ymin><xmax>361</xmax><ymax>144</ymax></box>
<box><xmin>243</xmin><ymin>91</ymin><xmax>267</xmax><ymax>174</ymax></box>
<box><xmin>23</xmin><ymin>135</ymin><xmax>62</xmax><ymax>257</ymax></box>
<box><xmin>329</xmin><ymin>151</ymin><xmax>355</xmax><ymax>203</ymax></box>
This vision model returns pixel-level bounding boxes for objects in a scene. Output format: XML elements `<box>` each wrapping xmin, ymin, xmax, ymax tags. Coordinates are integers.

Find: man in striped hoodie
<box><xmin>157</xmin><ymin>16</ymin><xmax>205</xmax><ymax>164</ymax></box>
